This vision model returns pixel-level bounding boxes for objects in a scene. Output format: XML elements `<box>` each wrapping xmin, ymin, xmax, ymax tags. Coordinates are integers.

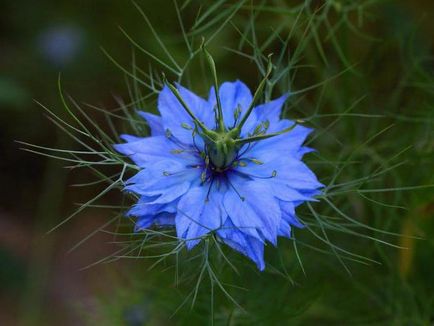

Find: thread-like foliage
<box><xmin>23</xmin><ymin>0</ymin><xmax>434</xmax><ymax>324</ymax></box>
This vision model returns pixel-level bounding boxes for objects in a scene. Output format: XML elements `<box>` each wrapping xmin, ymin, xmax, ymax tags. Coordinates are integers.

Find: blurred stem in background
<box><xmin>19</xmin><ymin>130</ymin><xmax>69</xmax><ymax>326</ymax></box>
<box><xmin>399</xmin><ymin>202</ymin><xmax>434</xmax><ymax>280</ymax></box>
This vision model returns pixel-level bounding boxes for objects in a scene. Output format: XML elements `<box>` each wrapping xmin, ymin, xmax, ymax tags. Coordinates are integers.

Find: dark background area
<box><xmin>1</xmin><ymin>1</ymin><xmax>433</xmax><ymax>325</ymax></box>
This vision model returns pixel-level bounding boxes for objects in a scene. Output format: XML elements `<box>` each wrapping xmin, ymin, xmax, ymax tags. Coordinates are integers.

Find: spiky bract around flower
<box><xmin>115</xmin><ymin>80</ymin><xmax>322</xmax><ymax>270</ymax></box>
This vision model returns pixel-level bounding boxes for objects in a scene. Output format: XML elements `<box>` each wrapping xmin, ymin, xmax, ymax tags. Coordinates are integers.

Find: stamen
<box><xmin>232</xmin><ymin>104</ymin><xmax>242</xmax><ymax>129</ymax></box>
<box><xmin>201</xmin><ymin>171</ymin><xmax>207</xmax><ymax>183</ymax></box>
<box><xmin>205</xmin><ymin>177</ymin><xmax>215</xmax><ymax>202</ymax></box>
<box><xmin>187</xmin><ymin>164</ymin><xmax>202</xmax><ymax>169</ymax></box>
<box><xmin>263</xmin><ymin>120</ymin><xmax>270</xmax><ymax>131</ymax></box>
<box><xmin>235</xmin><ymin>169</ymin><xmax>277</xmax><ymax>180</ymax></box>
<box><xmin>181</xmin><ymin>123</ymin><xmax>192</xmax><ymax>130</ymax></box>
<box><xmin>252</xmin><ymin>124</ymin><xmax>264</xmax><ymax>136</ymax></box>
<box><xmin>236</xmin><ymin>142</ymin><xmax>253</xmax><ymax>158</ymax></box>
<box><xmin>191</xmin><ymin>130</ymin><xmax>202</xmax><ymax>153</ymax></box>
<box><xmin>250</xmin><ymin>158</ymin><xmax>264</xmax><ymax>165</ymax></box>
<box><xmin>226</xmin><ymin>176</ymin><xmax>245</xmax><ymax>201</ymax></box>
<box><xmin>164</xmin><ymin>164</ymin><xmax>203</xmax><ymax>177</ymax></box>
<box><xmin>166</xmin><ymin>131</ymin><xmax>191</xmax><ymax>150</ymax></box>
<box><xmin>237</xmin><ymin>158</ymin><xmax>263</xmax><ymax>165</ymax></box>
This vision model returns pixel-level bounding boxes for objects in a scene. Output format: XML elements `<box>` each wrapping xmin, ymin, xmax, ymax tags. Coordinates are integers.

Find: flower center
<box><xmin>164</xmin><ymin>52</ymin><xmax>296</xmax><ymax>175</ymax></box>
<box><xmin>205</xmin><ymin>131</ymin><xmax>239</xmax><ymax>170</ymax></box>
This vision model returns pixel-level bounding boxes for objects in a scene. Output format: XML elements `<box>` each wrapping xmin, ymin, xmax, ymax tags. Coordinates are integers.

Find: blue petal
<box><xmin>158</xmin><ymin>85</ymin><xmax>213</xmax><ymax>145</ymax></box>
<box><xmin>298</xmin><ymin>189</ymin><xmax>322</xmax><ymax>198</ymax></box>
<box><xmin>175</xmin><ymin>186</ymin><xmax>225</xmax><ymax>249</ymax></box>
<box><xmin>296</xmin><ymin>146</ymin><xmax>315</xmax><ymax>159</ymax></box>
<box><xmin>223</xmin><ymin>177</ymin><xmax>281</xmax><ymax>244</ymax></box>
<box><xmin>154</xmin><ymin>212</ymin><xmax>176</xmax><ymax>226</ymax></box>
<box><xmin>114</xmin><ymin>135</ymin><xmax>199</xmax><ymax>168</ymax></box>
<box><xmin>252</xmin><ymin>179</ymin><xmax>318</xmax><ymax>203</ymax></box>
<box><xmin>236</xmin><ymin>155</ymin><xmax>323</xmax><ymax>191</ymax></box>
<box><xmin>146</xmin><ymin>182</ymin><xmax>192</xmax><ymax>204</ymax></box>
<box><xmin>208</xmin><ymin>80</ymin><xmax>253</xmax><ymax>128</ymax></box>
<box><xmin>254</xmin><ymin>94</ymin><xmax>289</xmax><ymax>125</ymax></box>
<box><xmin>237</xmin><ymin>95</ymin><xmax>290</xmax><ymax>137</ymax></box>
<box><xmin>120</xmin><ymin>134</ymin><xmax>142</xmax><ymax>142</ymax></box>
<box><xmin>239</xmin><ymin>110</ymin><xmax>260</xmax><ymax>137</ymax></box>
<box><xmin>138</xmin><ymin>111</ymin><xmax>165</xmax><ymax>136</ymax></box>
<box><xmin>278</xmin><ymin>219</ymin><xmax>292</xmax><ymax>238</ymax></box>
<box><xmin>177</xmin><ymin>84</ymin><xmax>214</xmax><ymax>127</ymax></box>
<box><xmin>126</xmin><ymin>159</ymin><xmax>187</xmax><ymax>186</ymax></box>
<box><xmin>125</xmin><ymin>160</ymin><xmax>200</xmax><ymax>203</ymax></box>
<box><xmin>247</xmin><ymin>124</ymin><xmax>313</xmax><ymax>158</ymax></box>
<box><xmin>135</xmin><ymin>212</ymin><xmax>175</xmax><ymax>231</ymax></box>
<box><xmin>217</xmin><ymin>219</ymin><xmax>265</xmax><ymax>270</ymax></box>
<box><xmin>279</xmin><ymin>200</ymin><xmax>304</xmax><ymax>228</ymax></box>
<box><xmin>127</xmin><ymin>195</ymin><xmax>177</xmax><ymax>217</ymax></box>
<box><xmin>277</xmin><ymin>201</ymin><xmax>304</xmax><ymax>237</ymax></box>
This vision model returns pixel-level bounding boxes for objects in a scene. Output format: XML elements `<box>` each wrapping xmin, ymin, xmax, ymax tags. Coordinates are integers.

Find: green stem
<box><xmin>202</xmin><ymin>45</ymin><xmax>225</xmax><ymax>132</ymax></box>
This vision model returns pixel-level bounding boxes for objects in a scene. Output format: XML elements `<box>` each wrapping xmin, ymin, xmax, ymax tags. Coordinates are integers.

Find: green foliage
<box><xmin>21</xmin><ymin>0</ymin><xmax>434</xmax><ymax>324</ymax></box>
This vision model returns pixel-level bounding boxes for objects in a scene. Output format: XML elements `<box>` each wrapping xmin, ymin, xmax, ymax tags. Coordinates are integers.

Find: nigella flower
<box><xmin>115</xmin><ymin>74</ymin><xmax>322</xmax><ymax>270</ymax></box>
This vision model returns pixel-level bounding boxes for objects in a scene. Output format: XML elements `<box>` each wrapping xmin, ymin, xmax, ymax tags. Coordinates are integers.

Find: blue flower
<box><xmin>115</xmin><ymin>80</ymin><xmax>322</xmax><ymax>270</ymax></box>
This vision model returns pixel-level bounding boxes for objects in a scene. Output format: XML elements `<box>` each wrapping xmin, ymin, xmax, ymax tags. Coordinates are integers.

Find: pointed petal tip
<box><xmin>185</xmin><ymin>239</ymin><xmax>201</xmax><ymax>250</ymax></box>
<box><xmin>119</xmin><ymin>134</ymin><xmax>135</xmax><ymax>142</ymax></box>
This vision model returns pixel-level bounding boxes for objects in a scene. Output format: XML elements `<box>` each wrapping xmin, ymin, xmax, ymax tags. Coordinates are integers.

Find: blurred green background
<box><xmin>0</xmin><ymin>0</ymin><xmax>433</xmax><ymax>325</ymax></box>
